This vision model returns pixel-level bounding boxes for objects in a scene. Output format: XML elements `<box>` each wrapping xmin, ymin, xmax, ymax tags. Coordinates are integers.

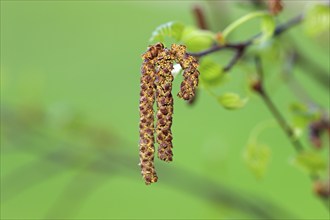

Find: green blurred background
<box><xmin>1</xmin><ymin>1</ymin><xmax>329</xmax><ymax>219</ymax></box>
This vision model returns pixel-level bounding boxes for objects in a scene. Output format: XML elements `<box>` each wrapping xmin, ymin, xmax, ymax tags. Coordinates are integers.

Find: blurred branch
<box><xmin>283</xmin><ymin>51</ymin><xmax>318</xmax><ymax>108</ymax></box>
<box><xmin>295</xmin><ymin>52</ymin><xmax>330</xmax><ymax>91</ymax></box>
<box><xmin>253</xmin><ymin>56</ymin><xmax>304</xmax><ymax>153</ymax></box>
<box><xmin>282</xmin><ymin>51</ymin><xmax>330</xmax><ymax>112</ymax></box>
<box><xmin>1</xmin><ymin>104</ymin><xmax>293</xmax><ymax>219</ymax></box>
<box><xmin>223</xmin><ymin>44</ymin><xmax>246</xmax><ymax>72</ymax></box>
<box><xmin>45</xmin><ymin>162</ymin><xmax>113</xmax><ymax>219</ymax></box>
<box><xmin>252</xmin><ymin>57</ymin><xmax>330</xmax><ymax>210</ymax></box>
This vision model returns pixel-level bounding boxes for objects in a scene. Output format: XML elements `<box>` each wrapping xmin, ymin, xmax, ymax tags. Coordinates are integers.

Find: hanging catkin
<box><xmin>155</xmin><ymin>48</ymin><xmax>174</xmax><ymax>162</ymax></box>
<box><xmin>139</xmin><ymin>43</ymin><xmax>164</xmax><ymax>185</ymax></box>
<box><xmin>171</xmin><ymin>44</ymin><xmax>200</xmax><ymax>101</ymax></box>
<box><xmin>139</xmin><ymin>43</ymin><xmax>200</xmax><ymax>184</ymax></box>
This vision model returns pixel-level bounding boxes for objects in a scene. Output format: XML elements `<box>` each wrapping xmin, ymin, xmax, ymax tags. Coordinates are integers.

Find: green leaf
<box><xmin>217</xmin><ymin>93</ymin><xmax>248</xmax><ymax>110</ymax></box>
<box><xmin>304</xmin><ymin>4</ymin><xmax>330</xmax><ymax>36</ymax></box>
<box><xmin>289</xmin><ymin>102</ymin><xmax>321</xmax><ymax>128</ymax></box>
<box><xmin>292</xmin><ymin>151</ymin><xmax>326</xmax><ymax>174</ymax></box>
<box><xmin>149</xmin><ymin>21</ymin><xmax>185</xmax><ymax>42</ymax></box>
<box><xmin>199</xmin><ymin>58</ymin><xmax>225</xmax><ymax>87</ymax></box>
<box><xmin>181</xmin><ymin>27</ymin><xmax>215</xmax><ymax>52</ymax></box>
<box><xmin>243</xmin><ymin>143</ymin><xmax>271</xmax><ymax>179</ymax></box>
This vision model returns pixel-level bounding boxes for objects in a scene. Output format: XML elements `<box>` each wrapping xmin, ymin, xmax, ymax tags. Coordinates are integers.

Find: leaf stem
<box><xmin>222</xmin><ymin>11</ymin><xmax>269</xmax><ymax>40</ymax></box>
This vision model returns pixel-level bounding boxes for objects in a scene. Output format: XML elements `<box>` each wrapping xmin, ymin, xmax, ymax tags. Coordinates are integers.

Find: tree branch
<box><xmin>253</xmin><ymin>56</ymin><xmax>304</xmax><ymax>153</ymax></box>
<box><xmin>223</xmin><ymin>45</ymin><xmax>246</xmax><ymax>72</ymax></box>
<box><xmin>189</xmin><ymin>14</ymin><xmax>304</xmax><ymax>72</ymax></box>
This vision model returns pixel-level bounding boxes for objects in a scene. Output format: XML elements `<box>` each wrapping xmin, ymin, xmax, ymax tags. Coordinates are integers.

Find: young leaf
<box><xmin>181</xmin><ymin>27</ymin><xmax>215</xmax><ymax>52</ymax></box>
<box><xmin>292</xmin><ymin>150</ymin><xmax>326</xmax><ymax>174</ymax></box>
<box><xmin>243</xmin><ymin>142</ymin><xmax>271</xmax><ymax>179</ymax></box>
<box><xmin>258</xmin><ymin>15</ymin><xmax>276</xmax><ymax>44</ymax></box>
<box><xmin>217</xmin><ymin>93</ymin><xmax>248</xmax><ymax>110</ymax></box>
<box><xmin>149</xmin><ymin>21</ymin><xmax>185</xmax><ymax>42</ymax></box>
<box><xmin>199</xmin><ymin>58</ymin><xmax>225</xmax><ymax>87</ymax></box>
<box><xmin>304</xmin><ymin>4</ymin><xmax>330</xmax><ymax>36</ymax></box>
<box><xmin>289</xmin><ymin>102</ymin><xmax>321</xmax><ymax>129</ymax></box>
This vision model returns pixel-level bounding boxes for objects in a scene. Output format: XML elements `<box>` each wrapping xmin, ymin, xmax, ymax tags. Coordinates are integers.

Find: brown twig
<box><xmin>253</xmin><ymin>56</ymin><xmax>304</xmax><ymax>152</ymax></box>
<box><xmin>223</xmin><ymin>45</ymin><xmax>246</xmax><ymax>72</ymax></box>
<box><xmin>189</xmin><ymin>14</ymin><xmax>304</xmax><ymax>72</ymax></box>
<box><xmin>252</xmin><ymin>56</ymin><xmax>330</xmax><ymax>210</ymax></box>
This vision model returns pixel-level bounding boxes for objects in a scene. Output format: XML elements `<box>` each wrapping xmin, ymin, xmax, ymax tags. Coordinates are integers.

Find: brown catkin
<box><xmin>139</xmin><ymin>43</ymin><xmax>164</xmax><ymax>185</ymax></box>
<box><xmin>155</xmin><ymin>48</ymin><xmax>174</xmax><ymax>162</ymax></box>
<box><xmin>139</xmin><ymin>43</ymin><xmax>201</xmax><ymax>184</ymax></box>
<box><xmin>171</xmin><ymin>44</ymin><xmax>200</xmax><ymax>101</ymax></box>
<box><xmin>268</xmin><ymin>0</ymin><xmax>283</xmax><ymax>15</ymax></box>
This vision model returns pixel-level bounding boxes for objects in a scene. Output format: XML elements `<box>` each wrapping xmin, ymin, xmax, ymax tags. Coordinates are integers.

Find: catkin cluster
<box><xmin>139</xmin><ymin>43</ymin><xmax>200</xmax><ymax>184</ymax></box>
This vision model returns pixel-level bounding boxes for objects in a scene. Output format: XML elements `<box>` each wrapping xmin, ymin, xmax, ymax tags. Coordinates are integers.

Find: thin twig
<box><xmin>253</xmin><ymin>56</ymin><xmax>304</xmax><ymax>153</ymax></box>
<box><xmin>260</xmin><ymin>91</ymin><xmax>304</xmax><ymax>152</ymax></box>
<box><xmin>223</xmin><ymin>45</ymin><xmax>246</xmax><ymax>72</ymax></box>
<box><xmin>253</xmin><ymin>58</ymin><xmax>330</xmax><ymax>213</ymax></box>
<box><xmin>253</xmin><ymin>58</ymin><xmax>330</xmax><ymax>211</ymax></box>
<box><xmin>189</xmin><ymin>13</ymin><xmax>304</xmax><ymax>72</ymax></box>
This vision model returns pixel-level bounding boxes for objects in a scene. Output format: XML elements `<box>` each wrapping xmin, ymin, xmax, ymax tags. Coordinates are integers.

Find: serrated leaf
<box><xmin>304</xmin><ymin>4</ymin><xmax>330</xmax><ymax>36</ymax></box>
<box><xmin>181</xmin><ymin>27</ymin><xmax>215</xmax><ymax>52</ymax></box>
<box><xmin>149</xmin><ymin>21</ymin><xmax>185</xmax><ymax>42</ymax></box>
<box><xmin>218</xmin><ymin>93</ymin><xmax>248</xmax><ymax>110</ymax></box>
<box><xmin>292</xmin><ymin>151</ymin><xmax>326</xmax><ymax>174</ymax></box>
<box><xmin>243</xmin><ymin>143</ymin><xmax>271</xmax><ymax>179</ymax></box>
<box><xmin>199</xmin><ymin>58</ymin><xmax>225</xmax><ymax>87</ymax></box>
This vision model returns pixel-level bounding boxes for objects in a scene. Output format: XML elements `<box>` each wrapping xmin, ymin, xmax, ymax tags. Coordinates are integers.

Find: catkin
<box><xmin>268</xmin><ymin>0</ymin><xmax>283</xmax><ymax>15</ymax></box>
<box><xmin>139</xmin><ymin>42</ymin><xmax>200</xmax><ymax>184</ymax></box>
<box><xmin>155</xmin><ymin>48</ymin><xmax>174</xmax><ymax>162</ymax></box>
<box><xmin>139</xmin><ymin>43</ymin><xmax>164</xmax><ymax>185</ymax></box>
<box><xmin>171</xmin><ymin>44</ymin><xmax>200</xmax><ymax>101</ymax></box>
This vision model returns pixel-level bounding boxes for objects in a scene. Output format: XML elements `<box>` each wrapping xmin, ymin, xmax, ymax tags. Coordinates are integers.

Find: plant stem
<box><xmin>259</xmin><ymin>90</ymin><xmax>304</xmax><ymax>152</ymax></box>
<box><xmin>223</xmin><ymin>45</ymin><xmax>246</xmax><ymax>72</ymax></box>
<box><xmin>254</xmin><ymin>56</ymin><xmax>304</xmax><ymax>152</ymax></box>
<box><xmin>222</xmin><ymin>11</ymin><xmax>269</xmax><ymax>40</ymax></box>
<box><xmin>253</xmin><ymin>57</ymin><xmax>330</xmax><ymax>211</ymax></box>
<box><xmin>189</xmin><ymin>13</ymin><xmax>304</xmax><ymax>59</ymax></box>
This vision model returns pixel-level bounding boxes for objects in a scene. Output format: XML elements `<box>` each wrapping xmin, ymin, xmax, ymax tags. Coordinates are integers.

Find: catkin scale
<box><xmin>139</xmin><ymin>43</ymin><xmax>164</xmax><ymax>185</ymax></box>
<box><xmin>155</xmin><ymin>49</ymin><xmax>174</xmax><ymax>162</ymax></box>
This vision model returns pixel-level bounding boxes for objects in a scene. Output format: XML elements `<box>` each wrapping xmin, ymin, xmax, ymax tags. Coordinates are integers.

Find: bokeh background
<box><xmin>1</xmin><ymin>0</ymin><xmax>329</xmax><ymax>219</ymax></box>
